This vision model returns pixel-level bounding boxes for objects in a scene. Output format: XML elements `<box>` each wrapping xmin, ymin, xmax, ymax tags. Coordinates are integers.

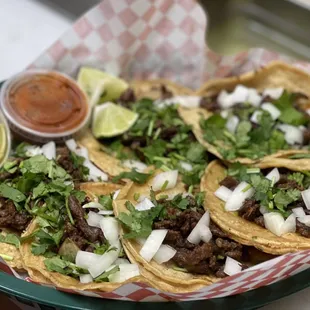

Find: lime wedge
<box><xmin>0</xmin><ymin>124</ymin><xmax>7</xmax><ymax>162</ymax></box>
<box><xmin>92</xmin><ymin>103</ymin><xmax>138</xmax><ymax>138</ymax></box>
<box><xmin>77</xmin><ymin>67</ymin><xmax>128</xmax><ymax>105</ymax></box>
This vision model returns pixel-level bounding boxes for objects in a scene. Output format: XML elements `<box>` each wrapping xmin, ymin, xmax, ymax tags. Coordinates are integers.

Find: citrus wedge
<box><xmin>0</xmin><ymin>124</ymin><xmax>7</xmax><ymax>163</ymax></box>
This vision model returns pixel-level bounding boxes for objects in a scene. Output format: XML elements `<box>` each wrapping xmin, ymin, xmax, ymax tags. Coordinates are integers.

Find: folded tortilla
<box><xmin>178</xmin><ymin>61</ymin><xmax>310</xmax><ymax>169</ymax></box>
<box><xmin>202</xmin><ymin>160</ymin><xmax>310</xmax><ymax>255</ymax></box>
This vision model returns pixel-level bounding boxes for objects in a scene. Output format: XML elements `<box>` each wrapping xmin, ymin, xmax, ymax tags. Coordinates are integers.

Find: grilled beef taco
<box><xmin>77</xmin><ymin>78</ymin><xmax>208</xmax><ymax>189</ymax></box>
<box><xmin>114</xmin><ymin>172</ymin><xmax>275</xmax><ymax>291</ymax></box>
<box><xmin>203</xmin><ymin>160</ymin><xmax>310</xmax><ymax>255</ymax></box>
<box><xmin>178</xmin><ymin>61</ymin><xmax>310</xmax><ymax>168</ymax></box>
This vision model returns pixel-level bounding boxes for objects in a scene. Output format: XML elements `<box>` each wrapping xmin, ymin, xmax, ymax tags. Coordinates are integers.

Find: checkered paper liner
<box><xmin>2</xmin><ymin>0</ymin><xmax>310</xmax><ymax>303</ymax></box>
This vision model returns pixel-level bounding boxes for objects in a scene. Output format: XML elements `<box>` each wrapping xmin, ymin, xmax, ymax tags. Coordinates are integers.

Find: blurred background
<box><xmin>1</xmin><ymin>0</ymin><xmax>310</xmax><ymax>80</ymax></box>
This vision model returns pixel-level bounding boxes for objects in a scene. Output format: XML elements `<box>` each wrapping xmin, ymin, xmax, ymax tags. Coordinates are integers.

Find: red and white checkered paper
<box><xmin>2</xmin><ymin>0</ymin><xmax>310</xmax><ymax>302</ymax></box>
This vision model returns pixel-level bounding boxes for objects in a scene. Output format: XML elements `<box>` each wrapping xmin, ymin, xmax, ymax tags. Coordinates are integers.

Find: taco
<box><xmin>178</xmin><ymin>61</ymin><xmax>310</xmax><ymax>168</ymax></box>
<box><xmin>77</xmin><ymin>77</ymin><xmax>208</xmax><ymax>189</ymax></box>
<box><xmin>202</xmin><ymin>160</ymin><xmax>310</xmax><ymax>255</ymax></box>
<box><xmin>114</xmin><ymin>171</ymin><xmax>275</xmax><ymax>291</ymax></box>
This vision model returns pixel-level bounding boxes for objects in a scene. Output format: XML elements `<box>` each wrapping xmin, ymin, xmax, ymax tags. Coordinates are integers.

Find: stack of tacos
<box><xmin>2</xmin><ymin>61</ymin><xmax>310</xmax><ymax>294</ymax></box>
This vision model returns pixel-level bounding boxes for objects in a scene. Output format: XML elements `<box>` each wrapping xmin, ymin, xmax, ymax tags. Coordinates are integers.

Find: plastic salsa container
<box><xmin>0</xmin><ymin>109</ymin><xmax>11</xmax><ymax>167</ymax></box>
<box><xmin>0</xmin><ymin>70</ymin><xmax>90</xmax><ymax>143</ymax></box>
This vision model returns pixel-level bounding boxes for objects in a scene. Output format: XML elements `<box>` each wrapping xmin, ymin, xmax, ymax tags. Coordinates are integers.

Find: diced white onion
<box><xmin>265</xmin><ymin>168</ymin><xmax>280</xmax><ymax>184</ymax></box>
<box><xmin>250</xmin><ymin>110</ymin><xmax>262</xmax><ymax>124</ymax></box>
<box><xmin>109</xmin><ymin>264</ymin><xmax>140</xmax><ymax>282</ymax></box>
<box><xmin>136</xmin><ymin>238</ymin><xmax>146</xmax><ymax>246</ymax></box>
<box><xmin>88</xmin><ymin>243</ymin><xmax>120</xmax><ymax>278</ymax></box>
<box><xmin>226</xmin><ymin>116</ymin><xmax>239</xmax><ymax>133</ymax></box>
<box><xmin>25</xmin><ymin>145</ymin><xmax>42</xmax><ymax>157</ymax></box>
<box><xmin>86</xmin><ymin>211</ymin><xmax>103</xmax><ymax>228</ymax></box>
<box><xmin>139</xmin><ymin>230</ymin><xmax>168</xmax><ymax>262</ymax></box>
<box><xmin>80</xmin><ymin>274</ymin><xmax>93</xmax><ymax>284</ymax></box>
<box><xmin>199</xmin><ymin>225</ymin><xmax>212</xmax><ymax>243</ymax></box>
<box><xmin>135</xmin><ymin>198</ymin><xmax>155</xmax><ymax>211</ymax></box>
<box><xmin>41</xmin><ymin>141</ymin><xmax>56</xmax><ymax>160</ymax></box>
<box><xmin>218</xmin><ymin>90</ymin><xmax>233</xmax><ymax>109</ymax></box>
<box><xmin>100</xmin><ymin>217</ymin><xmax>120</xmax><ymax>244</ymax></box>
<box><xmin>113</xmin><ymin>189</ymin><xmax>120</xmax><ymax>200</ymax></box>
<box><xmin>153</xmin><ymin>244</ymin><xmax>176</xmax><ymax>264</ymax></box>
<box><xmin>298</xmin><ymin>215</ymin><xmax>310</xmax><ymax>226</ymax></box>
<box><xmin>114</xmin><ymin>258</ymin><xmax>130</xmax><ymax>265</ymax></box>
<box><xmin>180</xmin><ymin>161</ymin><xmax>193</xmax><ymax>172</ymax></box>
<box><xmin>84</xmin><ymin>160</ymin><xmax>108</xmax><ymax>182</ymax></box>
<box><xmin>259</xmin><ymin>205</ymin><xmax>269</xmax><ymax>215</ymax></box>
<box><xmin>264</xmin><ymin>212</ymin><xmax>285</xmax><ymax>236</ymax></box>
<box><xmin>292</xmin><ymin>207</ymin><xmax>306</xmax><ymax>218</ymax></box>
<box><xmin>220</xmin><ymin>110</ymin><xmax>229</xmax><ymax>118</ymax></box>
<box><xmin>247</xmin><ymin>89</ymin><xmax>262</xmax><ymax>107</ymax></box>
<box><xmin>263</xmin><ymin>88</ymin><xmax>284</xmax><ymax>100</ymax></box>
<box><xmin>75</xmin><ymin>146</ymin><xmax>89</xmax><ymax>160</ymax></box>
<box><xmin>214</xmin><ymin>186</ymin><xmax>233</xmax><ymax>202</ymax></box>
<box><xmin>277</xmin><ymin>124</ymin><xmax>303</xmax><ymax>145</ymax></box>
<box><xmin>281</xmin><ymin>213</ymin><xmax>296</xmax><ymax>234</ymax></box>
<box><xmin>65</xmin><ymin>139</ymin><xmax>77</xmax><ymax>152</ymax></box>
<box><xmin>224</xmin><ymin>256</ymin><xmax>242</xmax><ymax>276</ymax></box>
<box><xmin>98</xmin><ymin>210</ymin><xmax>114</xmax><ymax>216</ymax></box>
<box><xmin>231</xmin><ymin>85</ymin><xmax>249</xmax><ymax>103</ymax></box>
<box><xmin>225</xmin><ymin>182</ymin><xmax>255</xmax><ymax>211</ymax></box>
<box><xmin>83</xmin><ymin>202</ymin><xmax>105</xmax><ymax>210</ymax></box>
<box><xmin>307</xmin><ymin>109</ymin><xmax>310</xmax><ymax>116</ymax></box>
<box><xmin>76</xmin><ymin>251</ymin><xmax>101</xmax><ymax>269</ymax></box>
<box><xmin>152</xmin><ymin>170</ymin><xmax>178</xmax><ymax>191</ymax></box>
<box><xmin>122</xmin><ymin>160</ymin><xmax>147</xmax><ymax>172</ymax></box>
<box><xmin>261</xmin><ymin>103</ymin><xmax>281</xmax><ymax>120</ymax></box>
<box><xmin>187</xmin><ymin>211</ymin><xmax>210</xmax><ymax>245</ymax></box>
<box><xmin>301</xmin><ymin>188</ymin><xmax>310</xmax><ymax>210</ymax></box>
<box><xmin>137</xmin><ymin>194</ymin><xmax>148</xmax><ymax>202</ymax></box>
<box><xmin>156</xmin><ymin>96</ymin><xmax>200</xmax><ymax>109</ymax></box>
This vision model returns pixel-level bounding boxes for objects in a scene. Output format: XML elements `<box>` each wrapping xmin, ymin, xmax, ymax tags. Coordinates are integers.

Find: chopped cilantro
<box><xmin>112</xmin><ymin>169</ymin><xmax>152</xmax><ymax>184</ymax></box>
<box><xmin>98</xmin><ymin>194</ymin><xmax>113</xmax><ymax>210</ymax></box>
<box><xmin>0</xmin><ymin>233</ymin><xmax>20</xmax><ymax>248</ymax></box>
<box><xmin>95</xmin><ymin>265</ymin><xmax>119</xmax><ymax>282</ymax></box>
<box><xmin>0</xmin><ymin>184</ymin><xmax>26</xmax><ymax>202</ymax></box>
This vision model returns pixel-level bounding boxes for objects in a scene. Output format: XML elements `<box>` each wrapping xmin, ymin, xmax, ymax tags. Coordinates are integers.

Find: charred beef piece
<box><xmin>238</xmin><ymin>199</ymin><xmax>261</xmax><ymax>221</ymax></box>
<box><xmin>199</xmin><ymin>96</ymin><xmax>219</xmax><ymax>112</ymax></box>
<box><xmin>0</xmin><ymin>171</ymin><xmax>15</xmax><ymax>182</ymax></box>
<box><xmin>303</xmin><ymin>129</ymin><xmax>310</xmax><ymax>145</ymax></box>
<box><xmin>160</xmin><ymin>85</ymin><xmax>173</xmax><ymax>99</ymax></box>
<box><xmin>0</xmin><ymin>198</ymin><xmax>31</xmax><ymax>231</ymax></box>
<box><xmin>215</xmin><ymin>238</ymin><xmax>243</xmax><ymax>260</ymax></box>
<box><xmin>160</xmin><ymin>127</ymin><xmax>178</xmax><ymax>140</ymax></box>
<box><xmin>254</xmin><ymin>216</ymin><xmax>265</xmax><ymax>228</ymax></box>
<box><xmin>209</xmin><ymin>222</ymin><xmax>228</xmax><ymax>238</ymax></box>
<box><xmin>56</xmin><ymin>147</ymin><xmax>85</xmax><ymax>183</ymax></box>
<box><xmin>118</xmin><ymin>88</ymin><xmax>136</xmax><ymax>107</ymax></box>
<box><xmin>63</xmin><ymin>221</ymin><xmax>89</xmax><ymax>250</ymax></box>
<box><xmin>68</xmin><ymin>195</ymin><xmax>105</xmax><ymax>243</ymax></box>
<box><xmin>277</xmin><ymin>175</ymin><xmax>304</xmax><ymax>191</ymax></box>
<box><xmin>219</xmin><ymin>176</ymin><xmax>239</xmax><ymax>190</ymax></box>
<box><xmin>296</xmin><ymin>220</ymin><xmax>310</xmax><ymax>238</ymax></box>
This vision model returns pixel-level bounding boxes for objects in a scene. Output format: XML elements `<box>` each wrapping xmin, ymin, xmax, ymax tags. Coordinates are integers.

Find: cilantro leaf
<box><xmin>31</xmin><ymin>243</ymin><xmax>50</xmax><ymax>255</ymax></box>
<box><xmin>98</xmin><ymin>195</ymin><xmax>113</xmax><ymax>210</ymax></box>
<box><xmin>95</xmin><ymin>265</ymin><xmax>119</xmax><ymax>283</ymax></box>
<box><xmin>274</xmin><ymin>189</ymin><xmax>301</xmax><ymax>210</ymax></box>
<box><xmin>112</xmin><ymin>169</ymin><xmax>151</xmax><ymax>184</ymax></box>
<box><xmin>0</xmin><ymin>233</ymin><xmax>20</xmax><ymax>248</ymax></box>
<box><xmin>142</xmin><ymin>140</ymin><xmax>166</xmax><ymax>164</ymax></box>
<box><xmin>289</xmin><ymin>153</ymin><xmax>310</xmax><ymax>159</ymax></box>
<box><xmin>288</xmin><ymin>173</ymin><xmax>304</xmax><ymax>187</ymax></box>
<box><xmin>0</xmin><ymin>183</ymin><xmax>26</xmax><ymax>202</ymax></box>
<box><xmin>186</xmin><ymin>143</ymin><xmax>206</xmax><ymax>163</ymax></box>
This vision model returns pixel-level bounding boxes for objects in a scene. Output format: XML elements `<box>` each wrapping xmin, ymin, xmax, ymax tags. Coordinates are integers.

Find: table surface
<box><xmin>0</xmin><ymin>0</ymin><xmax>309</xmax><ymax>308</ymax></box>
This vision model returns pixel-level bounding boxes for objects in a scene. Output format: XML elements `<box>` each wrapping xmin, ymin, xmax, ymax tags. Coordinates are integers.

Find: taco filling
<box><xmin>199</xmin><ymin>85</ymin><xmax>310</xmax><ymax>160</ymax></box>
<box><xmin>98</xmin><ymin>86</ymin><xmax>208</xmax><ymax>187</ymax></box>
<box><xmin>215</xmin><ymin>163</ymin><xmax>310</xmax><ymax>238</ymax></box>
<box><xmin>118</xmin><ymin>191</ymin><xmax>274</xmax><ymax>278</ymax></box>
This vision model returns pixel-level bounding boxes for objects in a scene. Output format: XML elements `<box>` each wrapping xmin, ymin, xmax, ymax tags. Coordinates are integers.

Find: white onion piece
<box><xmin>231</xmin><ymin>85</ymin><xmax>249</xmax><ymax>103</ymax></box>
<box><xmin>301</xmin><ymin>188</ymin><xmax>310</xmax><ymax>210</ymax></box>
<box><xmin>250</xmin><ymin>111</ymin><xmax>262</xmax><ymax>124</ymax></box>
<box><xmin>264</xmin><ymin>212</ymin><xmax>285</xmax><ymax>236</ymax></box>
<box><xmin>259</xmin><ymin>205</ymin><xmax>269</xmax><ymax>215</ymax></box>
<box><xmin>199</xmin><ymin>226</ymin><xmax>212</xmax><ymax>243</ymax></box>
<box><xmin>113</xmin><ymin>189</ymin><xmax>121</xmax><ymax>200</ymax></box>
<box><xmin>153</xmin><ymin>244</ymin><xmax>176</xmax><ymax>264</ymax></box>
<box><xmin>84</xmin><ymin>160</ymin><xmax>108</xmax><ymax>182</ymax></box>
<box><xmin>226</xmin><ymin>116</ymin><xmax>239</xmax><ymax>133</ymax></box>
<box><xmin>75</xmin><ymin>146</ymin><xmax>89</xmax><ymax>160</ymax></box>
<box><xmin>87</xmin><ymin>211</ymin><xmax>103</xmax><ymax>228</ymax></box>
<box><xmin>100</xmin><ymin>217</ymin><xmax>119</xmax><ymax>244</ymax></box>
<box><xmin>187</xmin><ymin>211</ymin><xmax>210</xmax><ymax>245</ymax></box>
<box><xmin>136</xmin><ymin>238</ymin><xmax>146</xmax><ymax>246</ymax></box>
<box><xmin>65</xmin><ymin>139</ymin><xmax>77</xmax><ymax>152</ymax></box>
<box><xmin>98</xmin><ymin>210</ymin><xmax>114</xmax><ymax>216</ymax></box>
<box><xmin>80</xmin><ymin>274</ymin><xmax>93</xmax><ymax>284</ymax></box>
<box><xmin>137</xmin><ymin>195</ymin><xmax>148</xmax><ymax>202</ymax></box>
<box><xmin>75</xmin><ymin>251</ymin><xmax>101</xmax><ymax>269</ymax></box>
<box><xmin>261</xmin><ymin>103</ymin><xmax>281</xmax><ymax>120</ymax></box>
<box><xmin>281</xmin><ymin>213</ymin><xmax>296</xmax><ymax>234</ymax></box>
<box><xmin>139</xmin><ymin>230</ymin><xmax>168</xmax><ymax>262</ymax></box>
<box><xmin>220</xmin><ymin>110</ymin><xmax>229</xmax><ymax>119</ymax></box>
<box><xmin>41</xmin><ymin>141</ymin><xmax>56</xmax><ymax>160</ymax></box>
<box><xmin>307</xmin><ymin>109</ymin><xmax>310</xmax><ymax>116</ymax></box>
<box><xmin>83</xmin><ymin>202</ymin><xmax>105</xmax><ymax>210</ymax></box>
<box><xmin>152</xmin><ymin>170</ymin><xmax>178</xmax><ymax>191</ymax></box>
<box><xmin>277</xmin><ymin>124</ymin><xmax>303</xmax><ymax>145</ymax></box>
<box><xmin>247</xmin><ymin>89</ymin><xmax>262</xmax><ymax>107</ymax></box>
<box><xmin>292</xmin><ymin>207</ymin><xmax>306</xmax><ymax>218</ymax></box>
<box><xmin>114</xmin><ymin>258</ymin><xmax>130</xmax><ymax>265</ymax></box>
<box><xmin>156</xmin><ymin>96</ymin><xmax>200</xmax><ymax>109</ymax></box>
<box><xmin>214</xmin><ymin>186</ymin><xmax>233</xmax><ymax>202</ymax></box>
<box><xmin>298</xmin><ymin>215</ymin><xmax>310</xmax><ymax>226</ymax></box>
<box><xmin>265</xmin><ymin>168</ymin><xmax>280</xmax><ymax>184</ymax></box>
<box><xmin>180</xmin><ymin>161</ymin><xmax>193</xmax><ymax>172</ymax></box>
<box><xmin>224</xmin><ymin>257</ymin><xmax>242</xmax><ymax>276</ymax></box>
<box><xmin>263</xmin><ymin>88</ymin><xmax>284</xmax><ymax>100</ymax></box>
<box><xmin>218</xmin><ymin>90</ymin><xmax>233</xmax><ymax>109</ymax></box>
<box><xmin>136</xmin><ymin>198</ymin><xmax>155</xmax><ymax>211</ymax></box>
<box><xmin>122</xmin><ymin>160</ymin><xmax>147</xmax><ymax>172</ymax></box>
<box><xmin>25</xmin><ymin>145</ymin><xmax>42</xmax><ymax>157</ymax></box>
<box><xmin>225</xmin><ymin>182</ymin><xmax>255</xmax><ymax>211</ymax></box>
<box><xmin>88</xmin><ymin>243</ymin><xmax>120</xmax><ymax>278</ymax></box>
<box><xmin>109</xmin><ymin>264</ymin><xmax>140</xmax><ymax>282</ymax></box>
